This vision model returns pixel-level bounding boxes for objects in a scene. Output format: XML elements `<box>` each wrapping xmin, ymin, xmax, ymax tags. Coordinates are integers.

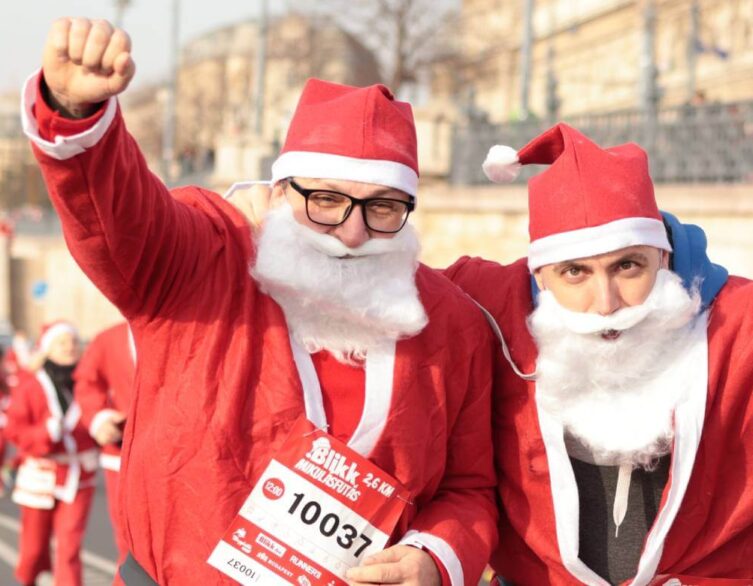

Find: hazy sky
<box><xmin>0</xmin><ymin>0</ymin><xmax>287</xmax><ymax>94</ymax></box>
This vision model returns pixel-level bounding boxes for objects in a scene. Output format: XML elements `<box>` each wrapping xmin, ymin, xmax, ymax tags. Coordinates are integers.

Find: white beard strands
<box><xmin>251</xmin><ymin>204</ymin><xmax>429</xmax><ymax>364</ymax></box>
<box><xmin>530</xmin><ymin>269</ymin><xmax>702</xmax><ymax>469</ymax></box>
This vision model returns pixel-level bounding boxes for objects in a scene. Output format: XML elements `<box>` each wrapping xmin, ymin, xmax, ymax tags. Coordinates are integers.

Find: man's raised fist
<box><xmin>42</xmin><ymin>17</ymin><xmax>135</xmax><ymax>118</ymax></box>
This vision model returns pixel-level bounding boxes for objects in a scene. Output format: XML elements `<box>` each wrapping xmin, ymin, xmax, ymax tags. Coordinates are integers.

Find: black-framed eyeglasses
<box><xmin>286</xmin><ymin>179</ymin><xmax>415</xmax><ymax>234</ymax></box>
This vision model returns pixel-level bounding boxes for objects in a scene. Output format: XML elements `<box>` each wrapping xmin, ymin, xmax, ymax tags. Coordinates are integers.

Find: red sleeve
<box><xmin>26</xmin><ymin>72</ymin><xmax>254</xmax><ymax>320</ymax></box>
<box><xmin>74</xmin><ymin>332</ymin><xmax>111</xmax><ymax>430</ymax></box>
<box><xmin>4</xmin><ymin>378</ymin><xmax>56</xmax><ymax>457</ymax></box>
<box><xmin>402</xmin><ymin>313</ymin><xmax>498</xmax><ymax>584</ymax></box>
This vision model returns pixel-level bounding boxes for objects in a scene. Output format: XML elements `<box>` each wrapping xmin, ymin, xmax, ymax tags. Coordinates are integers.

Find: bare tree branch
<box><xmin>288</xmin><ymin>0</ymin><xmax>460</xmax><ymax>93</ymax></box>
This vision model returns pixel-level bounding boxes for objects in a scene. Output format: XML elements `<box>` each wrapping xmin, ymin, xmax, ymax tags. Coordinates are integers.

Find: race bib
<box><xmin>208</xmin><ymin>417</ymin><xmax>410</xmax><ymax>585</ymax></box>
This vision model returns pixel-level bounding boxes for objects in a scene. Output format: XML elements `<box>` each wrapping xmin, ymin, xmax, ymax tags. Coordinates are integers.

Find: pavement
<box><xmin>0</xmin><ymin>474</ymin><xmax>117</xmax><ymax>585</ymax></box>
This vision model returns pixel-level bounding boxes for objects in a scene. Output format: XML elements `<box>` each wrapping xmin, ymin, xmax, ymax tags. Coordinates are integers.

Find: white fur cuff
<box><xmin>21</xmin><ymin>70</ymin><xmax>118</xmax><ymax>161</ymax></box>
<box><xmin>398</xmin><ymin>530</ymin><xmax>464</xmax><ymax>586</ymax></box>
<box><xmin>89</xmin><ymin>409</ymin><xmax>121</xmax><ymax>438</ymax></box>
<box><xmin>46</xmin><ymin>417</ymin><xmax>63</xmax><ymax>443</ymax></box>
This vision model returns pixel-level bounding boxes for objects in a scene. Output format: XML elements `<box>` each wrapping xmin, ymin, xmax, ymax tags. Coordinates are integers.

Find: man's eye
<box><xmin>619</xmin><ymin>261</ymin><xmax>637</xmax><ymax>271</ymax></box>
<box><xmin>369</xmin><ymin>201</ymin><xmax>400</xmax><ymax>213</ymax></box>
<box><xmin>565</xmin><ymin>267</ymin><xmax>581</xmax><ymax>277</ymax></box>
<box><xmin>311</xmin><ymin>193</ymin><xmax>345</xmax><ymax>206</ymax></box>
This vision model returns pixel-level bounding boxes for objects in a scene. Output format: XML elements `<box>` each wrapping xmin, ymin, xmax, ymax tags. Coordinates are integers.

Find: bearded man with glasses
<box><xmin>22</xmin><ymin>17</ymin><xmax>497</xmax><ymax>586</ymax></box>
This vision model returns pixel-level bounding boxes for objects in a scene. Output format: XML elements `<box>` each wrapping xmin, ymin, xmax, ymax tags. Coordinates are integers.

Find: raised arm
<box><xmin>25</xmin><ymin>18</ymin><xmax>252</xmax><ymax>320</ymax></box>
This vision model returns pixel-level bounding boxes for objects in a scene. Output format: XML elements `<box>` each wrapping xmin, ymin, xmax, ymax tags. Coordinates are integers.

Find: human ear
<box><xmin>660</xmin><ymin>249</ymin><xmax>670</xmax><ymax>269</ymax></box>
<box><xmin>270</xmin><ymin>182</ymin><xmax>287</xmax><ymax>208</ymax></box>
<box><xmin>533</xmin><ymin>268</ymin><xmax>546</xmax><ymax>291</ymax></box>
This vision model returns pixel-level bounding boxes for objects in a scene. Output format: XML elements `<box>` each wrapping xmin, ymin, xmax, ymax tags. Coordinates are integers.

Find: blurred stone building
<box><xmin>0</xmin><ymin>93</ymin><xmax>46</xmax><ymax>211</ymax></box>
<box><xmin>122</xmin><ymin>12</ymin><xmax>382</xmax><ymax>185</ymax></box>
<box><xmin>438</xmin><ymin>0</ymin><xmax>753</xmax><ymax>121</ymax></box>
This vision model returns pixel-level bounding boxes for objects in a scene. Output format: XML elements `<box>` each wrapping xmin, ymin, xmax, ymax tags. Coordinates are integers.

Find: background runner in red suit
<box><xmin>445</xmin><ymin>125</ymin><xmax>753</xmax><ymax>585</ymax></box>
<box><xmin>0</xmin><ymin>331</ymin><xmax>43</xmax><ymax>496</ymax></box>
<box><xmin>22</xmin><ymin>17</ymin><xmax>498</xmax><ymax>586</ymax></box>
<box><xmin>0</xmin><ymin>353</ymin><xmax>9</xmax><ymax>496</ymax></box>
<box><xmin>5</xmin><ymin>322</ymin><xmax>99</xmax><ymax>586</ymax></box>
<box><xmin>74</xmin><ymin>321</ymin><xmax>135</xmax><ymax>564</ymax></box>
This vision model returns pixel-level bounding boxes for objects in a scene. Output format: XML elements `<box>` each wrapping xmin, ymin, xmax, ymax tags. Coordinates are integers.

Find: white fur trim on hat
<box><xmin>528</xmin><ymin>217</ymin><xmax>672</xmax><ymax>271</ymax></box>
<box><xmin>482</xmin><ymin>145</ymin><xmax>521</xmax><ymax>183</ymax></box>
<box><xmin>39</xmin><ymin>323</ymin><xmax>78</xmax><ymax>353</ymax></box>
<box><xmin>271</xmin><ymin>151</ymin><xmax>419</xmax><ymax>197</ymax></box>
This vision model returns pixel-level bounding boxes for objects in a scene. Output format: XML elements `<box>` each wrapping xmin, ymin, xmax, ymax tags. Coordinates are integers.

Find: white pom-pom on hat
<box><xmin>482</xmin><ymin>145</ymin><xmax>521</xmax><ymax>183</ymax></box>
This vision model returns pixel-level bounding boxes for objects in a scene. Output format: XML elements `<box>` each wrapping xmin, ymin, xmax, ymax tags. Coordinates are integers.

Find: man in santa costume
<box><xmin>22</xmin><ymin>18</ymin><xmax>498</xmax><ymax>586</ymax></box>
<box><xmin>74</xmin><ymin>320</ymin><xmax>135</xmax><ymax>564</ymax></box>
<box><xmin>445</xmin><ymin>124</ymin><xmax>753</xmax><ymax>584</ymax></box>
<box><xmin>5</xmin><ymin>321</ymin><xmax>99</xmax><ymax>586</ymax></box>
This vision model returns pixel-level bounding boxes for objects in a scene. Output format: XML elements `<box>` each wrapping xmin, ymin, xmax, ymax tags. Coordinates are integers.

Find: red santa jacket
<box><xmin>445</xmin><ymin>256</ymin><xmax>753</xmax><ymax>585</ymax></box>
<box><xmin>22</xmin><ymin>75</ymin><xmax>498</xmax><ymax>585</ymax></box>
<box><xmin>75</xmin><ymin>321</ymin><xmax>135</xmax><ymax>471</ymax></box>
<box><xmin>5</xmin><ymin>369</ymin><xmax>99</xmax><ymax>505</ymax></box>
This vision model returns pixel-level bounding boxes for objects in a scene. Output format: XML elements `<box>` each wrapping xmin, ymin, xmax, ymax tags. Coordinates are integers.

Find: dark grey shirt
<box><xmin>571</xmin><ymin>455</ymin><xmax>671</xmax><ymax>584</ymax></box>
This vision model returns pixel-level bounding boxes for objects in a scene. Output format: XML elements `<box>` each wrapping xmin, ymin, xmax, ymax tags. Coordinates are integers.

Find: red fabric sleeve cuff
<box><xmin>34</xmin><ymin>72</ymin><xmax>107</xmax><ymax>141</ymax></box>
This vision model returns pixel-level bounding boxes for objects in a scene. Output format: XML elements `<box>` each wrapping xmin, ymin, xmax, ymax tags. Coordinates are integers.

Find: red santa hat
<box><xmin>482</xmin><ymin>123</ymin><xmax>672</xmax><ymax>270</ymax></box>
<box><xmin>271</xmin><ymin>78</ymin><xmax>419</xmax><ymax>197</ymax></box>
<box><xmin>38</xmin><ymin>321</ymin><xmax>78</xmax><ymax>353</ymax></box>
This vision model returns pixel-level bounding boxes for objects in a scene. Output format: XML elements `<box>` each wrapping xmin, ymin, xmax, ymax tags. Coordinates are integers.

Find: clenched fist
<box><xmin>42</xmin><ymin>17</ymin><xmax>136</xmax><ymax>118</ymax></box>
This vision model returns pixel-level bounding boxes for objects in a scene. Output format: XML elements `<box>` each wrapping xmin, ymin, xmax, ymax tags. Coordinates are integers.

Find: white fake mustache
<box><xmin>548</xmin><ymin>297</ymin><xmax>653</xmax><ymax>334</ymax></box>
<box><xmin>536</xmin><ymin>270</ymin><xmax>700</xmax><ymax>335</ymax></box>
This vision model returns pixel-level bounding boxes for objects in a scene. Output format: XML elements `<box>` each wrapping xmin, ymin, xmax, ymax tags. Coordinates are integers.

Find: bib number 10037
<box><xmin>287</xmin><ymin>492</ymin><xmax>373</xmax><ymax>557</ymax></box>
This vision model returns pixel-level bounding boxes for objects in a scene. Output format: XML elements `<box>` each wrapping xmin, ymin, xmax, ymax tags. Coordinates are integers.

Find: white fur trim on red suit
<box><xmin>271</xmin><ymin>151</ymin><xmax>419</xmax><ymax>197</ymax></box>
<box><xmin>629</xmin><ymin>313</ymin><xmax>709</xmax><ymax>584</ymax></box>
<box><xmin>350</xmin><ymin>340</ymin><xmax>396</xmax><ymax>456</ymax></box>
<box><xmin>46</xmin><ymin>417</ymin><xmax>63</xmax><ymax>443</ymax></box>
<box><xmin>535</xmin><ymin>312</ymin><xmax>709</xmax><ymax>586</ymax></box>
<box><xmin>290</xmin><ymin>336</ymin><xmax>327</xmax><ymax>430</ymax></box>
<box><xmin>21</xmin><ymin>70</ymin><xmax>118</xmax><ymax>161</ymax></box>
<box><xmin>399</xmin><ymin>530</ymin><xmax>464</xmax><ymax>586</ymax></box>
<box><xmin>35</xmin><ymin>370</ymin><xmax>83</xmax><ymax>504</ymax></box>
<box><xmin>290</xmin><ymin>336</ymin><xmax>396</xmax><ymax>458</ymax></box>
<box><xmin>100</xmin><ymin>453</ymin><xmax>122</xmax><ymax>472</ymax></box>
<box><xmin>528</xmin><ymin>217</ymin><xmax>672</xmax><ymax>271</ymax></box>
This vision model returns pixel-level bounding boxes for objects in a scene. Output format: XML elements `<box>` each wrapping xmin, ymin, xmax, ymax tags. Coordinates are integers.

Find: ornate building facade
<box><xmin>122</xmin><ymin>13</ymin><xmax>381</xmax><ymax>181</ymax></box>
<box><xmin>444</xmin><ymin>0</ymin><xmax>753</xmax><ymax>121</ymax></box>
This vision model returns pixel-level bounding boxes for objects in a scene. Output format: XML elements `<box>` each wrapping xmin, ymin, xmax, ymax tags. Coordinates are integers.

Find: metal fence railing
<box><xmin>450</xmin><ymin>100</ymin><xmax>753</xmax><ymax>184</ymax></box>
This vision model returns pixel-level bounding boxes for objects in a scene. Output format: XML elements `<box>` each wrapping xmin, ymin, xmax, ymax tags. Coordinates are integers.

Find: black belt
<box><xmin>119</xmin><ymin>552</ymin><xmax>159</xmax><ymax>586</ymax></box>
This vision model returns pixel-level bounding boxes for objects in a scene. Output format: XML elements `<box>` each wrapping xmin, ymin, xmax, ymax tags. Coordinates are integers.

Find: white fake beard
<box><xmin>529</xmin><ymin>269</ymin><xmax>702</xmax><ymax>468</ymax></box>
<box><xmin>251</xmin><ymin>204</ymin><xmax>428</xmax><ymax>364</ymax></box>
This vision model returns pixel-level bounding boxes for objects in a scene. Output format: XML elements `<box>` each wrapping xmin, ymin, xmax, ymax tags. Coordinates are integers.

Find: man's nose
<box><xmin>592</xmin><ymin>276</ymin><xmax>622</xmax><ymax>316</ymax></box>
<box><xmin>333</xmin><ymin>206</ymin><xmax>370</xmax><ymax>249</ymax></box>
